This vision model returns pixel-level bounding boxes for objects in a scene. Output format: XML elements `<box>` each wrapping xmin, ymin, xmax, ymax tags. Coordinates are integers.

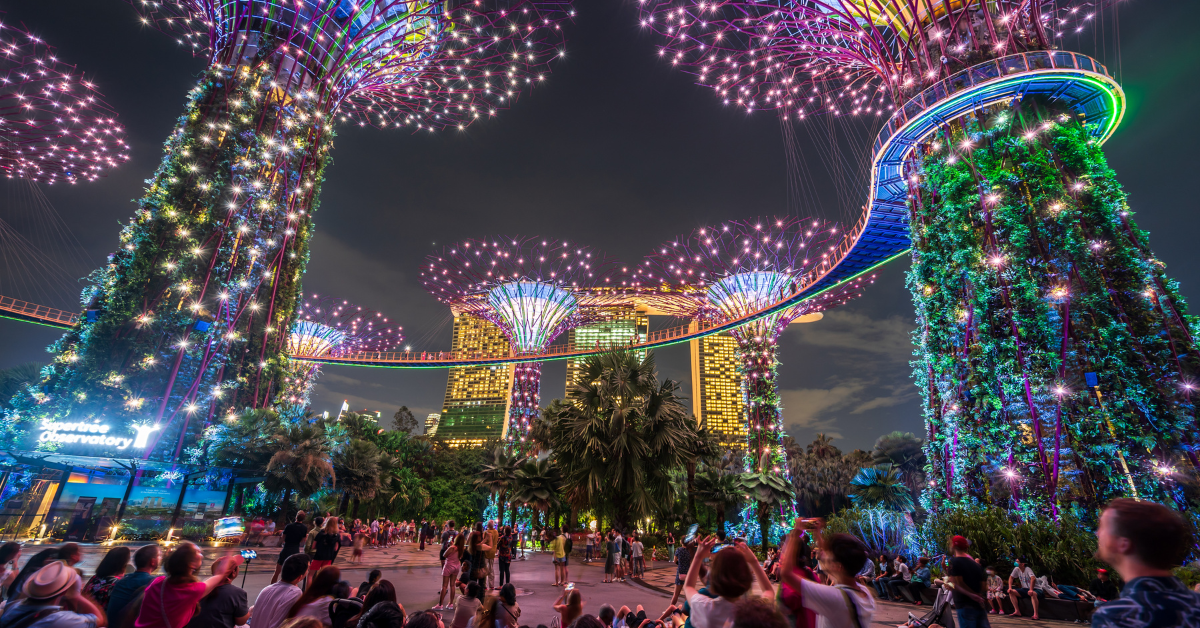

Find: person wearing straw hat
<box><xmin>0</xmin><ymin>561</ymin><xmax>106</xmax><ymax>628</ymax></box>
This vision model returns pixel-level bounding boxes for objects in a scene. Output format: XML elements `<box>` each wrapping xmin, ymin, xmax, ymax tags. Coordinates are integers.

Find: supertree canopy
<box><xmin>643</xmin><ymin>1</ymin><xmax>1199</xmax><ymax>517</ymax></box>
<box><xmin>0</xmin><ymin>21</ymin><xmax>128</xmax><ymax>184</ymax></box>
<box><xmin>280</xmin><ymin>293</ymin><xmax>403</xmax><ymax>413</ymax></box>
<box><xmin>9</xmin><ymin>0</ymin><xmax>571</xmax><ymax>461</ymax></box>
<box><xmin>639</xmin><ymin>217</ymin><xmax>872</xmax><ymax>541</ymax></box>
<box><xmin>421</xmin><ymin>237</ymin><xmax>617</xmax><ymax>447</ymax></box>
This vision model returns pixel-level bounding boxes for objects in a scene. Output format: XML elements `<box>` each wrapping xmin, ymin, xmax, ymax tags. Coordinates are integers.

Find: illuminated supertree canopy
<box><xmin>280</xmin><ymin>294</ymin><xmax>403</xmax><ymax>412</ymax></box>
<box><xmin>640</xmin><ymin>0</ymin><xmax>1106</xmax><ymax>116</ymax></box>
<box><xmin>643</xmin><ymin>1</ymin><xmax>1198</xmax><ymax>517</ymax></box>
<box><xmin>10</xmin><ymin>0</ymin><xmax>572</xmax><ymax>462</ymax></box>
<box><xmin>0</xmin><ymin>21</ymin><xmax>128</xmax><ymax>184</ymax></box>
<box><xmin>422</xmin><ymin>237</ymin><xmax>618</xmax><ymax>445</ymax></box>
<box><xmin>641</xmin><ymin>217</ymin><xmax>872</xmax><ymax>541</ymax></box>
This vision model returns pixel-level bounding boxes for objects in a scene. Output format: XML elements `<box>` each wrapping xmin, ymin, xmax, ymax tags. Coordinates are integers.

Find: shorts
<box><xmin>277</xmin><ymin>547</ymin><xmax>300</xmax><ymax>565</ymax></box>
<box><xmin>675</xmin><ymin>575</ymin><xmax>685</xmax><ymax>587</ymax></box>
<box><xmin>554</xmin><ymin>557</ymin><xmax>568</xmax><ymax>565</ymax></box>
<box><xmin>988</xmin><ymin>591</ymin><xmax>1003</xmax><ymax>600</ymax></box>
<box><xmin>1013</xmin><ymin>587</ymin><xmax>1043</xmax><ymax>598</ymax></box>
<box><xmin>309</xmin><ymin>559</ymin><xmax>333</xmax><ymax>574</ymax></box>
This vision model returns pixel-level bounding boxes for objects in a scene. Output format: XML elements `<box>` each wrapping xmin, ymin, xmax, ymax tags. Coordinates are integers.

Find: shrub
<box><xmin>826</xmin><ymin>507</ymin><xmax>916</xmax><ymax>559</ymax></box>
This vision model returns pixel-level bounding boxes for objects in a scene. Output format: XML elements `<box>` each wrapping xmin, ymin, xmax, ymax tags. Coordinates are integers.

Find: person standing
<box><xmin>433</xmin><ymin>533</ymin><xmax>464</xmax><ymax>610</ymax></box>
<box><xmin>497</xmin><ymin>526</ymin><xmax>513</xmax><ymax>588</ymax></box>
<box><xmin>273</xmin><ymin>512</ymin><xmax>309</xmax><ymax>584</ymax></box>
<box><xmin>309</xmin><ymin>518</ymin><xmax>341</xmax><ymax>578</ymax></box>
<box><xmin>550</xmin><ymin>529</ymin><xmax>568</xmax><ymax>587</ymax></box>
<box><xmin>1090</xmin><ymin>498</ymin><xmax>1200</xmax><ymax>627</ymax></box>
<box><xmin>253</xmin><ymin>555</ymin><xmax>310</xmax><ymax>628</ymax></box>
<box><xmin>630</xmin><ymin>535</ymin><xmax>644</xmax><ymax>578</ymax></box>
<box><xmin>779</xmin><ymin>519</ymin><xmax>875</xmax><ymax>628</ymax></box>
<box><xmin>484</xmin><ymin>521</ymin><xmax>499</xmax><ymax>591</ymax></box>
<box><xmin>946</xmin><ymin>535</ymin><xmax>988</xmax><ymax>628</ymax></box>
<box><xmin>183</xmin><ymin>557</ymin><xmax>249</xmax><ymax>628</ymax></box>
<box><xmin>418</xmin><ymin>520</ymin><xmax>428</xmax><ymax>551</ymax></box>
<box><xmin>585</xmin><ymin>530</ymin><xmax>595</xmax><ymax>563</ymax></box>
<box><xmin>669</xmin><ymin>538</ymin><xmax>695</xmax><ymax>606</ymax></box>
<box><xmin>665</xmin><ymin>531</ymin><xmax>675</xmax><ymax>562</ymax></box>
<box><xmin>106</xmin><ymin>546</ymin><xmax>160</xmax><ymax>626</ymax></box>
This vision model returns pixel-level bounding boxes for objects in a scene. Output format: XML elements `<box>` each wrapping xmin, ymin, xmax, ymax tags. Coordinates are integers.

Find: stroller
<box><xmin>898</xmin><ymin>586</ymin><xmax>956</xmax><ymax>628</ymax></box>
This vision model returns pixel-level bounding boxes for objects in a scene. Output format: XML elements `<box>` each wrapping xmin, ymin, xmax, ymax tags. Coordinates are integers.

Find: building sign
<box><xmin>37</xmin><ymin>420</ymin><xmax>159</xmax><ymax>450</ymax></box>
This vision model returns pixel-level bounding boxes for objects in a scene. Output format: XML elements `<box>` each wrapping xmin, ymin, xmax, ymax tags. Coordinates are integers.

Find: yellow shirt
<box><xmin>552</xmin><ymin>536</ymin><xmax>567</xmax><ymax>559</ymax></box>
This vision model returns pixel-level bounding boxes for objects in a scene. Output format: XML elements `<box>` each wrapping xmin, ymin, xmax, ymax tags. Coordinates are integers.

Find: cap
<box><xmin>950</xmin><ymin>535</ymin><xmax>970</xmax><ymax>550</ymax></box>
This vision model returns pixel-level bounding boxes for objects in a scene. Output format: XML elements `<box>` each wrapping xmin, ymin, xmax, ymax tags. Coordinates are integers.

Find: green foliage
<box><xmin>539</xmin><ymin>350</ymin><xmax>700</xmax><ymax>530</ymax></box>
<box><xmin>788</xmin><ymin>435</ymin><xmax>870</xmax><ymax>516</ymax></box>
<box><xmin>850</xmin><ymin>464</ymin><xmax>916</xmax><ymax>512</ymax></box>
<box><xmin>826</xmin><ymin>507</ymin><xmax>916</xmax><ymax>558</ymax></box>
<box><xmin>909</xmin><ymin>104</ymin><xmax>1199</xmax><ymax>515</ymax></box>
<box><xmin>913</xmin><ymin>504</ymin><xmax>1105</xmax><ymax>585</ymax></box>
<box><xmin>392</xmin><ymin>406</ymin><xmax>419</xmax><ymax>434</ymax></box>
<box><xmin>0</xmin><ymin>363</ymin><xmax>41</xmax><ymax>411</ymax></box>
<box><xmin>694</xmin><ymin>460</ymin><xmax>742</xmax><ymax>535</ymax></box>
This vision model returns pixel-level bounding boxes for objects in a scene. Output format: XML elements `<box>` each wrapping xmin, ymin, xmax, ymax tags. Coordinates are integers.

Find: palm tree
<box><xmin>543</xmin><ymin>351</ymin><xmax>699</xmax><ymax>530</ymax></box>
<box><xmin>680</xmin><ymin>418</ymin><xmax>719</xmax><ymax>519</ymax></box>
<box><xmin>807</xmin><ymin>434</ymin><xmax>841</xmax><ymax>459</ymax></box>
<box><xmin>332</xmin><ymin>438</ymin><xmax>381</xmax><ymax>514</ymax></box>
<box><xmin>510</xmin><ymin>457</ymin><xmax>563</xmax><ymax>527</ymax></box>
<box><xmin>476</xmin><ymin>446</ymin><xmax>521</xmax><ymax>526</ymax></box>
<box><xmin>849</xmin><ymin>464</ymin><xmax>914</xmax><ymax>512</ymax></box>
<box><xmin>872</xmin><ymin>431</ymin><xmax>927</xmax><ymax>500</ymax></box>
<box><xmin>265</xmin><ymin>422</ymin><xmax>335</xmax><ymax>520</ymax></box>
<box><xmin>695</xmin><ymin>464</ymin><xmax>742</xmax><ymax>535</ymax></box>
<box><xmin>739</xmin><ymin>450</ymin><xmax>795</xmax><ymax>547</ymax></box>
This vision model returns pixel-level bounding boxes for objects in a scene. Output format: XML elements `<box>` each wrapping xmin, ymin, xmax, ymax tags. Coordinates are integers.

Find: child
<box><xmin>986</xmin><ymin>567</ymin><xmax>1004</xmax><ymax>614</ymax></box>
<box><xmin>352</xmin><ymin>530</ymin><xmax>365</xmax><ymax>563</ymax></box>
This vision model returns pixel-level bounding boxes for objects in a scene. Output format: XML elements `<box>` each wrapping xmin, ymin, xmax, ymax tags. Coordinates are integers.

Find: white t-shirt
<box><xmin>585</xmin><ymin>534</ymin><xmax>594</xmax><ymax>547</ymax></box>
<box><xmin>896</xmin><ymin>562</ymin><xmax>911</xmax><ymax>581</ymax></box>
<box><xmin>294</xmin><ymin>596</ymin><xmax>334</xmax><ymax>627</ymax></box>
<box><xmin>252</xmin><ymin>582</ymin><xmax>302</xmax><ymax>628</ymax></box>
<box><xmin>687</xmin><ymin>593</ymin><xmax>737</xmax><ymax>628</ymax></box>
<box><xmin>799</xmin><ymin>579</ymin><xmax>875</xmax><ymax>628</ymax></box>
<box><xmin>1011</xmin><ymin>566</ymin><xmax>1035</xmax><ymax>589</ymax></box>
<box><xmin>631</xmin><ymin>542</ymin><xmax>643</xmax><ymax>558</ymax></box>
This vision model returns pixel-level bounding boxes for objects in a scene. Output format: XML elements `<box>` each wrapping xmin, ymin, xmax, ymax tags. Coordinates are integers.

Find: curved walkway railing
<box><xmin>0</xmin><ymin>53</ymin><xmax>1125</xmax><ymax>369</ymax></box>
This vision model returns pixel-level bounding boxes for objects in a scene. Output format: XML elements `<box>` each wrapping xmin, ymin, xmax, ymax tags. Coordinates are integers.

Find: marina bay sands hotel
<box><xmin>424</xmin><ymin>304</ymin><xmax>815</xmax><ymax>450</ymax></box>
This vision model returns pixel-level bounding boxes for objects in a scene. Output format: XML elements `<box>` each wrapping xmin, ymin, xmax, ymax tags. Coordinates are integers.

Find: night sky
<box><xmin>0</xmin><ymin>0</ymin><xmax>1196</xmax><ymax>452</ymax></box>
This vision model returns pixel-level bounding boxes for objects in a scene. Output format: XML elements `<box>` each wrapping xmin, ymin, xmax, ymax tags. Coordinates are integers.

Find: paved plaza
<box><xmin>32</xmin><ymin>541</ymin><xmax>1075</xmax><ymax>627</ymax></box>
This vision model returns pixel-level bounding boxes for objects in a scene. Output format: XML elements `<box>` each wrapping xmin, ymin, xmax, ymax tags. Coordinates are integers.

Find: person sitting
<box><xmin>907</xmin><ymin>557</ymin><xmax>932</xmax><ymax>605</ymax></box>
<box><xmin>253</xmin><ymin>554</ymin><xmax>311</xmax><ymax>628</ymax></box>
<box><xmin>985</xmin><ymin>567</ymin><xmax>1004</xmax><ymax>614</ymax></box>
<box><xmin>886</xmin><ymin>556</ymin><xmax>911</xmax><ymax>602</ymax></box>
<box><xmin>0</xmin><ymin>561</ymin><xmax>107</xmax><ymax>628</ymax></box>
<box><xmin>854</xmin><ymin>553</ymin><xmax>874</xmax><ymax>589</ymax></box>
<box><xmin>183</xmin><ymin>557</ymin><xmax>250</xmax><ymax>628</ymax></box>
<box><xmin>326</xmin><ymin>581</ymin><xmax>361</xmax><ymax>628</ymax></box>
<box><xmin>872</xmin><ymin>554</ymin><xmax>894</xmax><ymax>599</ymax></box>
<box><xmin>1007</xmin><ymin>557</ymin><xmax>1041</xmax><ymax>619</ymax></box>
<box><xmin>731</xmin><ymin>598</ymin><xmax>787</xmax><ymax>628</ymax></box>
<box><xmin>448</xmin><ymin>583</ymin><xmax>482</xmax><ymax>628</ymax></box>
<box><xmin>84</xmin><ymin>548</ymin><xmax>131</xmax><ymax>610</ymax></box>
<box><xmin>355</xmin><ymin>581</ymin><xmax>405</xmax><ymax>628</ymax></box>
<box><xmin>553</xmin><ymin>589</ymin><xmax>584</xmax><ymax>628</ymax></box>
<box><xmin>1089</xmin><ymin>568</ymin><xmax>1120</xmax><ymax>602</ymax></box>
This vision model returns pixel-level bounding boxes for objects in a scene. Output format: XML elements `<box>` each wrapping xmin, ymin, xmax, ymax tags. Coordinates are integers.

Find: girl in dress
<box><xmin>986</xmin><ymin>567</ymin><xmax>1005</xmax><ymax>614</ymax></box>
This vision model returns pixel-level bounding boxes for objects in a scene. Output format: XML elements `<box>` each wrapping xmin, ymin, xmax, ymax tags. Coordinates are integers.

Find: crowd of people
<box><xmin>0</xmin><ymin>499</ymin><xmax>1196</xmax><ymax>628</ymax></box>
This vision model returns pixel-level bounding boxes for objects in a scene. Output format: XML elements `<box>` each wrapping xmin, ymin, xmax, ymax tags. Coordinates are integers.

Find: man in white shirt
<box><xmin>886</xmin><ymin>555</ymin><xmax>911</xmax><ymax>601</ymax></box>
<box><xmin>1007</xmin><ymin>557</ymin><xmax>1041</xmax><ymax>619</ymax></box>
<box><xmin>252</xmin><ymin>554</ymin><xmax>310</xmax><ymax>628</ymax></box>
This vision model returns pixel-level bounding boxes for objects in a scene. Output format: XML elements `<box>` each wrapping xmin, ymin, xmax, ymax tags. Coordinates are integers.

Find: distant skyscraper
<box><xmin>424</xmin><ymin>413</ymin><xmax>441</xmax><ymax>436</ymax></box>
<box><xmin>438</xmin><ymin>313</ymin><xmax>514</xmax><ymax>448</ymax></box>
<box><xmin>565</xmin><ymin>305</ymin><xmax>650</xmax><ymax>395</ymax></box>
<box><xmin>690</xmin><ymin>330</ymin><xmax>746</xmax><ymax>451</ymax></box>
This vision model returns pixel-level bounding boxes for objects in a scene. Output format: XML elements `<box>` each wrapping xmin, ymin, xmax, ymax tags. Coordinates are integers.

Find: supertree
<box><xmin>279</xmin><ymin>293</ymin><xmax>403</xmax><ymax>415</ymax></box>
<box><xmin>638</xmin><ymin>217</ymin><xmax>872</xmax><ymax>542</ymax></box>
<box><xmin>0</xmin><ymin>21</ymin><xmax>128</xmax><ymax>184</ymax></box>
<box><xmin>641</xmin><ymin>0</ymin><xmax>1198</xmax><ymax>515</ymax></box>
<box><xmin>421</xmin><ymin>237</ymin><xmax>618</xmax><ymax>449</ymax></box>
<box><xmin>11</xmin><ymin>0</ymin><xmax>572</xmax><ymax>461</ymax></box>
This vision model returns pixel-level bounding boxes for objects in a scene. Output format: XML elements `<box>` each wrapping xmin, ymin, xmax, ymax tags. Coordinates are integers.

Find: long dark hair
<box><xmin>164</xmin><ymin>542</ymin><xmax>202</xmax><ymax>584</ymax></box>
<box><xmin>287</xmin><ymin>566</ymin><xmax>341</xmax><ymax>618</ymax></box>
<box><xmin>7</xmin><ymin>548</ymin><xmax>56</xmax><ymax>600</ymax></box>
<box><xmin>95</xmin><ymin>546</ymin><xmax>132</xmax><ymax>579</ymax></box>
<box><xmin>362</xmin><ymin>580</ymin><xmax>396</xmax><ymax>613</ymax></box>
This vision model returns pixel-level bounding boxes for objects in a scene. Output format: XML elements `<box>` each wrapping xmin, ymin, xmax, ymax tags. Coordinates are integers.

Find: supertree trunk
<box><xmin>10</xmin><ymin>55</ymin><xmax>332</xmax><ymax>460</ymax></box>
<box><xmin>507</xmin><ymin>361</ymin><xmax>542</xmax><ymax>452</ymax></box>
<box><xmin>909</xmin><ymin>101</ymin><xmax>1199</xmax><ymax>518</ymax></box>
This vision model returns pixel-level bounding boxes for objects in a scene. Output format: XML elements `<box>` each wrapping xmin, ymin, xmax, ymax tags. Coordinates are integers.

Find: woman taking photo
<box><xmin>779</xmin><ymin>519</ymin><xmax>875</xmax><ymax>628</ymax></box>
